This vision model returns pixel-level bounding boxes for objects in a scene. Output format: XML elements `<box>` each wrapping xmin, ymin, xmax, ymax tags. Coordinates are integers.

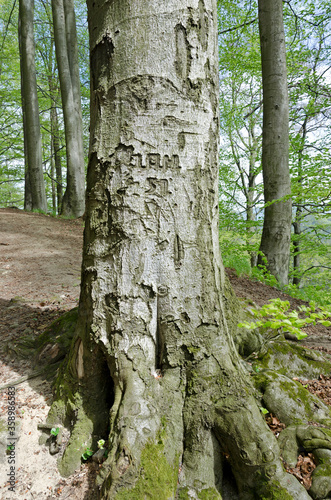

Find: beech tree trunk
<box><xmin>257</xmin><ymin>0</ymin><xmax>292</xmax><ymax>286</ymax></box>
<box><xmin>49</xmin><ymin>1</ymin><xmax>310</xmax><ymax>498</ymax></box>
<box><xmin>19</xmin><ymin>0</ymin><xmax>47</xmax><ymax>212</ymax></box>
<box><xmin>49</xmin><ymin>75</ymin><xmax>63</xmax><ymax>213</ymax></box>
<box><xmin>52</xmin><ymin>0</ymin><xmax>85</xmax><ymax>217</ymax></box>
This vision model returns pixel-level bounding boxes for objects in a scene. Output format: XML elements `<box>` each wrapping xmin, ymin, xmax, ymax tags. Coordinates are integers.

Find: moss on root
<box><xmin>58</xmin><ymin>404</ymin><xmax>94</xmax><ymax>477</ymax></box>
<box><xmin>252</xmin><ymin>339</ymin><xmax>331</xmax><ymax>379</ymax></box>
<box><xmin>197</xmin><ymin>487</ymin><xmax>222</xmax><ymax>499</ymax></box>
<box><xmin>114</xmin><ymin>428</ymin><xmax>178</xmax><ymax>499</ymax></box>
<box><xmin>253</xmin><ymin>370</ymin><xmax>331</xmax><ymax>426</ymax></box>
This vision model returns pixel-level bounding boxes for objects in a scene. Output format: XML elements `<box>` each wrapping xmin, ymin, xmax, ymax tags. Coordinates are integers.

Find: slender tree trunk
<box><xmin>52</xmin><ymin>0</ymin><xmax>85</xmax><ymax>217</ymax></box>
<box><xmin>292</xmin><ymin>207</ymin><xmax>302</xmax><ymax>286</ymax></box>
<box><xmin>247</xmin><ymin>139</ymin><xmax>260</xmax><ymax>268</ymax></box>
<box><xmin>257</xmin><ymin>0</ymin><xmax>292</xmax><ymax>286</ymax></box>
<box><xmin>292</xmin><ymin>116</ymin><xmax>308</xmax><ymax>287</ymax></box>
<box><xmin>18</xmin><ymin>0</ymin><xmax>47</xmax><ymax>212</ymax></box>
<box><xmin>48</xmin><ymin>1</ymin><xmax>309</xmax><ymax>499</ymax></box>
<box><xmin>247</xmin><ymin>181</ymin><xmax>257</xmax><ymax>268</ymax></box>
<box><xmin>49</xmin><ymin>76</ymin><xmax>63</xmax><ymax>213</ymax></box>
<box><xmin>50</xmin><ymin>155</ymin><xmax>56</xmax><ymax>212</ymax></box>
<box><xmin>52</xmin><ymin>106</ymin><xmax>63</xmax><ymax>213</ymax></box>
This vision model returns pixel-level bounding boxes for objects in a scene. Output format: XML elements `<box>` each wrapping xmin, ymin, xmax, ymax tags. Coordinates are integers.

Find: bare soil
<box><xmin>0</xmin><ymin>209</ymin><xmax>98</xmax><ymax>500</ymax></box>
<box><xmin>0</xmin><ymin>208</ymin><xmax>330</xmax><ymax>499</ymax></box>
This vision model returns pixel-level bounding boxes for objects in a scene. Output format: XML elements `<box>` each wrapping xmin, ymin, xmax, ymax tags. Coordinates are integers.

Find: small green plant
<box><xmin>97</xmin><ymin>439</ymin><xmax>105</xmax><ymax>449</ymax></box>
<box><xmin>51</xmin><ymin>427</ymin><xmax>59</xmax><ymax>437</ymax></box>
<box><xmin>251</xmin><ymin>263</ymin><xmax>279</xmax><ymax>288</ymax></box>
<box><xmin>81</xmin><ymin>447</ymin><xmax>94</xmax><ymax>461</ymax></box>
<box><xmin>260</xmin><ymin>407</ymin><xmax>269</xmax><ymax>415</ymax></box>
<box><xmin>238</xmin><ymin>298</ymin><xmax>331</xmax><ymax>341</ymax></box>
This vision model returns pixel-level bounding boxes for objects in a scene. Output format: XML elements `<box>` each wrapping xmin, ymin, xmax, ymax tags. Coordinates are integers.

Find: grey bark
<box><xmin>292</xmin><ymin>208</ymin><xmax>302</xmax><ymax>286</ymax></box>
<box><xmin>19</xmin><ymin>0</ymin><xmax>47</xmax><ymax>212</ymax></box>
<box><xmin>257</xmin><ymin>0</ymin><xmax>292</xmax><ymax>286</ymax></box>
<box><xmin>49</xmin><ymin>75</ymin><xmax>63</xmax><ymax>214</ymax></box>
<box><xmin>52</xmin><ymin>0</ymin><xmax>85</xmax><ymax>217</ymax></box>
<box><xmin>50</xmin><ymin>155</ymin><xmax>56</xmax><ymax>212</ymax></box>
<box><xmin>50</xmin><ymin>1</ymin><xmax>310</xmax><ymax>499</ymax></box>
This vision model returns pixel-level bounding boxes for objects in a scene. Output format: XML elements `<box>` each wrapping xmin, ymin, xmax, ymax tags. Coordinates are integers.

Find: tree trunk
<box><xmin>292</xmin><ymin>207</ymin><xmax>302</xmax><ymax>286</ymax></box>
<box><xmin>49</xmin><ymin>74</ymin><xmax>63</xmax><ymax>214</ymax></box>
<box><xmin>257</xmin><ymin>0</ymin><xmax>292</xmax><ymax>286</ymax></box>
<box><xmin>18</xmin><ymin>0</ymin><xmax>47</xmax><ymax>212</ymax></box>
<box><xmin>292</xmin><ymin>116</ymin><xmax>308</xmax><ymax>287</ymax></box>
<box><xmin>52</xmin><ymin>0</ymin><xmax>85</xmax><ymax>218</ymax></box>
<box><xmin>49</xmin><ymin>1</ymin><xmax>309</xmax><ymax>498</ymax></box>
<box><xmin>52</xmin><ymin>104</ymin><xmax>63</xmax><ymax>213</ymax></box>
<box><xmin>247</xmin><ymin>182</ymin><xmax>257</xmax><ymax>268</ymax></box>
<box><xmin>50</xmin><ymin>155</ymin><xmax>56</xmax><ymax>212</ymax></box>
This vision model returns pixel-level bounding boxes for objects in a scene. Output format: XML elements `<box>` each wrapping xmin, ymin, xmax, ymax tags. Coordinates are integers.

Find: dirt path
<box><xmin>0</xmin><ymin>209</ymin><xmax>330</xmax><ymax>499</ymax></box>
<box><xmin>0</xmin><ymin>209</ymin><xmax>83</xmax><ymax>307</ymax></box>
<box><xmin>0</xmin><ymin>209</ymin><xmax>96</xmax><ymax>500</ymax></box>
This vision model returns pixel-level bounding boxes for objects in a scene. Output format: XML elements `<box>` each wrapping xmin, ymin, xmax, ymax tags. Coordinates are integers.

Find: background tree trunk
<box><xmin>49</xmin><ymin>75</ymin><xmax>63</xmax><ymax>213</ymax></box>
<box><xmin>52</xmin><ymin>0</ymin><xmax>85</xmax><ymax>218</ymax></box>
<box><xmin>257</xmin><ymin>0</ymin><xmax>292</xmax><ymax>286</ymax></box>
<box><xmin>49</xmin><ymin>1</ymin><xmax>309</xmax><ymax>498</ymax></box>
<box><xmin>18</xmin><ymin>0</ymin><xmax>47</xmax><ymax>212</ymax></box>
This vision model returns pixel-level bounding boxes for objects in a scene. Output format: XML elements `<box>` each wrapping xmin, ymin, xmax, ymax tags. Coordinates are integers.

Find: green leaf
<box><xmin>81</xmin><ymin>447</ymin><xmax>94</xmax><ymax>461</ymax></box>
<box><xmin>260</xmin><ymin>407</ymin><xmax>269</xmax><ymax>415</ymax></box>
<box><xmin>318</xmin><ymin>320</ymin><xmax>331</xmax><ymax>327</ymax></box>
<box><xmin>295</xmin><ymin>331</ymin><xmax>308</xmax><ymax>340</ymax></box>
<box><xmin>51</xmin><ymin>427</ymin><xmax>60</xmax><ymax>437</ymax></box>
<box><xmin>97</xmin><ymin>439</ymin><xmax>105</xmax><ymax>449</ymax></box>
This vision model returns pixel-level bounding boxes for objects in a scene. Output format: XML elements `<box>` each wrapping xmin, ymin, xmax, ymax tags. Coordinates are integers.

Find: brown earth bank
<box><xmin>0</xmin><ymin>208</ymin><xmax>330</xmax><ymax>499</ymax></box>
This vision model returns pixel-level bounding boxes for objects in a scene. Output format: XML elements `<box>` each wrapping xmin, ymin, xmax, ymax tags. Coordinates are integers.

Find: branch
<box><xmin>0</xmin><ymin>0</ymin><xmax>17</xmax><ymax>56</ymax></box>
<box><xmin>301</xmin><ymin>265</ymin><xmax>331</xmax><ymax>276</ymax></box>
<box><xmin>243</xmin><ymin>100</ymin><xmax>263</xmax><ymax>120</ymax></box>
<box><xmin>45</xmin><ymin>171</ymin><xmax>63</xmax><ymax>186</ymax></box>
<box><xmin>219</xmin><ymin>18</ymin><xmax>257</xmax><ymax>35</ymax></box>
<box><xmin>0</xmin><ymin>179</ymin><xmax>24</xmax><ymax>185</ymax></box>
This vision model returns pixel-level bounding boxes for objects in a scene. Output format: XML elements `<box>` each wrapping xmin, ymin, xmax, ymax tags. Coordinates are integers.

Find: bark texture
<box><xmin>257</xmin><ymin>0</ymin><xmax>292</xmax><ymax>286</ymax></box>
<box><xmin>50</xmin><ymin>1</ymin><xmax>309</xmax><ymax>499</ymax></box>
<box><xmin>52</xmin><ymin>0</ymin><xmax>85</xmax><ymax>217</ymax></box>
<box><xmin>49</xmin><ymin>77</ymin><xmax>63</xmax><ymax>214</ymax></box>
<box><xmin>19</xmin><ymin>0</ymin><xmax>47</xmax><ymax>212</ymax></box>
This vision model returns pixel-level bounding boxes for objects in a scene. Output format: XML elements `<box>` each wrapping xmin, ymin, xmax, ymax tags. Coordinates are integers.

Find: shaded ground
<box><xmin>0</xmin><ymin>209</ymin><xmax>330</xmax><ymax>498</ymax></box>
<box><xmin>0</xmin><ymin>209</ymin><xmax>99</xmax><ymax>499</ymax></box>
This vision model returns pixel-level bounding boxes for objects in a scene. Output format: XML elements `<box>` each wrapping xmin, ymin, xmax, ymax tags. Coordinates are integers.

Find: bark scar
<box><xmin>174</xmin><ymin>234</ymin><xmax>184</xmax><ymax>268</ymax></box>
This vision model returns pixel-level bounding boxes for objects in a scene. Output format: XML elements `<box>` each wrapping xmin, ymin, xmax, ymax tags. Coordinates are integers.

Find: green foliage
<box><xmin>239</xmin><ymin>298</ymin><xmax>331</xmax><ymax>341</ymax></box>
<box><xmin>0</xmin><ymin>0</ymin><xmax>89</xmax><ymax>211</ymax></box>
<box><xmin>251</xmin><ymin>264</ymin><xmax>279</xmax><ymax>289</ymax></box>
<box><xmin>0</xmin><ymin>0</ymin><xmax>24</xmax><ymax>207</ymax></box>
<box><xmin>218</xmin><ymin>0</ymin><xmax>331</xmax><ymax>294</ymax></box>
<box><xmin>50</xmin><ymin>427</ymin><xmax>60</xmax><ymax>437</ymax></box>
<box><xmin>81</xmin><ymin>447</ymin><xmax>94</xmax><ymax>461</ymax></box>
<box><xmin>219</xmin><ymin>230</ymin><xmax>251</xmax><ymax>276</ymax></box>
<box><xmin>97</xmin><ymin>439</ymin><xmax>105</xmax><ymax>449</ymax></box>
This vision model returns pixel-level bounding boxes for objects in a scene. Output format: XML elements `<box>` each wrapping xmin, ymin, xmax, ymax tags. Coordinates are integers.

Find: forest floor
<box><xmin>0</xmin><ymin>208</ymin><xmax>331</xmax><ymax>499</ymax></box>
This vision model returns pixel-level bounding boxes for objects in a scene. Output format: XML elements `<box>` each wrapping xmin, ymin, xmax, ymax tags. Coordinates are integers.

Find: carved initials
<box><xmin>146</xmin><ymin>178</ymin><xmax>169</xmax><ymax>196</ymax></box>
<box><xmin>130</xmin><ymin>153</ymin><xmax>181</xmax><ymax>169</ymax></box>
